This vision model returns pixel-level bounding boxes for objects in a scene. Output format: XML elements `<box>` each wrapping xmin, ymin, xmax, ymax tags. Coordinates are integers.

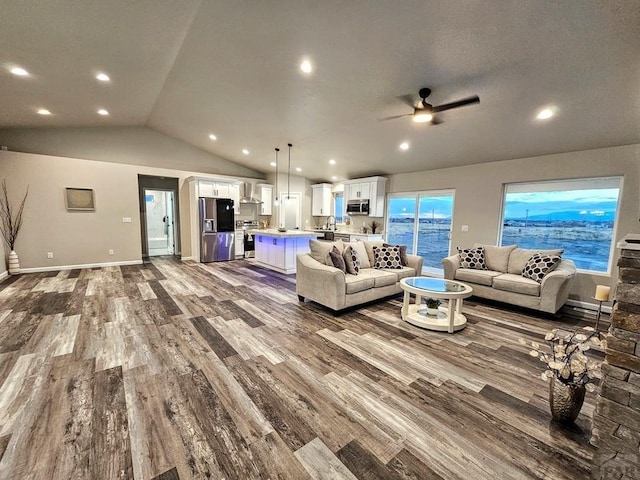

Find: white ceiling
<box><xmin>1</xmin><ymin>0</ymin><xmax>639</xmax><ymax>182</ymax></box>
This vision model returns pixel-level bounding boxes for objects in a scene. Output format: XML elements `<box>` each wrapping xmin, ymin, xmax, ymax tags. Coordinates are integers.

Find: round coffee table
<box><xmin>400</xmin><ymin>277</ymin><xmax>473</xmax><ymax>333</ymax></box>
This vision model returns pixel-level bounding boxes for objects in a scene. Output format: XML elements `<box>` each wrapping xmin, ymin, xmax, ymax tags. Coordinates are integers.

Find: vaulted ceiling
<box><xmin>1</xmin><ymin>1</ymin><xmax>639</xmax><ymax>182</ymax></box>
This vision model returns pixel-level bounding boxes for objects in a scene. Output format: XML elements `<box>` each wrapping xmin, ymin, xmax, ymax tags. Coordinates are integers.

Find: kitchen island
<box><xmin>249</xmin><ymin>229</ymin><xmax>322</xmax><ymax>274</ymax></box>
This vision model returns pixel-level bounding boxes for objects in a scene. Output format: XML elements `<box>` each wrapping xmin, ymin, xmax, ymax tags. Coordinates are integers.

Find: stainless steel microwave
<box><xmin>346</xmin><ymin>199</ymin><xmax>370</xmax><ymax>215</ymax></box>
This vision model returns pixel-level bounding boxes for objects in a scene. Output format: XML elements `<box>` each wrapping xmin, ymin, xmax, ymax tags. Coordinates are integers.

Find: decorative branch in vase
<box><xmin>521</xmin><ymin>326</ymin><xmax>602</xmax><ymax>424</ymax></box>
<box><xmin>369</xmin><ymin>220</ymin><xmax>380</xmax><ymax>234</ymax></box>
<box><xmin>0</xmin><ymin>179</ymin><xmax>29</xmax><ymax>275</ymax></box>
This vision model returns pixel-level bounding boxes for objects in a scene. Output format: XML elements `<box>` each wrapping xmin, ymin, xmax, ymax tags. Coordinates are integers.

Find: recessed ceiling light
<box><xmin>399</xmin><ymin>142</ymin><xmax>410</xmax><ymax>151</ymax></box>
<box><xmin>295</xmin><ymin>167</ymin><xmax>302</xmax><ymax>172</ymax></box>
<box><xmin>10</xmin><ymin>66</ymin><xmax>29</xmax><ymax>77</ymax></box>
<box><xmin>242</xmin><ymin>149</ymin><xmax>250</xmax><ymax>155</ymax></box>
<box><xmin>95</xmin><ymin>72</ymin><xmax>110</xmax><ymax>82</ymax></box>
<box><xmin>536</xmin><ymin>108</ymin><xmax>555</xmax><ymax>120</ymax></box>
<box><xmin>329</xmin><ymin>159</ymin><xmax>336</xmax><ymax>165</ymax></box>
<box><xmin>208</xmin><ymin>133</ymin><xmax>217</xmax><ymax>141</ymax></box>
<box><xmin>97</xmin><ymin>109</ymin><xmax>109</xmax><ymax>116</ymax></box>
<box><xmin>37</xmin><ymin>108</ymin><xmax>51</xmax><ymax>115</ymax></box>
<box><xmin>300</xmin><ymin>59</ymin><xmax>312</xmax><ymax>74</ymax></box>
<box><xmin>331</xmin><ymin>176</ymin><xmax>337</xmax><ymax>180</ymax></box>
<box><xmin>270</xmin><ymin>162</ymin><xmax>276</xmax><ymax>167</ymax></box>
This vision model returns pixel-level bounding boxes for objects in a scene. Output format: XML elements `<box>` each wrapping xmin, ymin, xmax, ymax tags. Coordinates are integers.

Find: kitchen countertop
<box><xmin>304</xmin><ymin>229</ymin><xmax>383</xmax><ymax>237</ymax></box>
<box><xmin>249</xmin><ymin>229</ymin><xmax>323</xmax><ymax>238</ymax></box>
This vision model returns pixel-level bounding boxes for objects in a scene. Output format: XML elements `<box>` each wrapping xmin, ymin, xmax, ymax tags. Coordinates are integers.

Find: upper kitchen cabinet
<box><xmin>197</xmin><ymin>179</ymin><xmax>241</xmax><ymax>213</ymax></box>
<box><xmin>311</xmin><ymin>183</ymin><xmax>333</xmax><ymax>216</ymax></box>
<box><xmin>345</xmin><ymin>182</ymin><xmax>370</xmax><ymax>201</ymax></box>
<box><xmin>343</xmin><ymin>176</ymin><xmax>387</xmax><ymax>217</ymax></box>
<box><xmin>256</xmin><ymin>183</ymin><xmax>273</xmax><ymax>215</ymax></box>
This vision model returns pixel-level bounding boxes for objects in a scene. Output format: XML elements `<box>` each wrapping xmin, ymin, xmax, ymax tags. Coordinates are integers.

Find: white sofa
<box><xmin>442</xmin><ymin>244</ymin><xmax>577</xmax><ymax>314</ymax></box>
<box><xmin>296</xmin><ymin>239</ymin><xmax>424</xmax><ymax>312</ymax></box>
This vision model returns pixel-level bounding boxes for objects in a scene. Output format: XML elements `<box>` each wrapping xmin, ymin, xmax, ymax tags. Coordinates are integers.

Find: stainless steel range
<box><xmin>235</xmin><ymin>220</ymin><xmax>258</xmax><ymax>258</ymax></box>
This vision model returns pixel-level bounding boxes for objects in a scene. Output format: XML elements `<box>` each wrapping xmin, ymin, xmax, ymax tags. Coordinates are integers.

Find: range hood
<box><xmin>239</xmin><ymin>182</ymin><xmax>262</xmax><ymax>204</ymax></box>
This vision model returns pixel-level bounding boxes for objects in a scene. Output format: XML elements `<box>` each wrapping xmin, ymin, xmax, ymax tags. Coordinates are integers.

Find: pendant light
<box><xmin>287</xmin><ymin>143</ymin><xmax>292</xmax><ymax>200</ymax></box>
<box><xmin>273</xmin><ymin>147</ymin><xmax>280</xmax><ymax>206</ymax></box>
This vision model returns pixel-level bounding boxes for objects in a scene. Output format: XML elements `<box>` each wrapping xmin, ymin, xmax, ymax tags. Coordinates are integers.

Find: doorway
<box><xmin>138</xmin><ymin>175</ymin><xmax>180</xmax><ymax>258</ymax></box>
<box><xmin>144</xmin><ymin>189</ymin><xmax>175</xmax><ymax>256</ymax></box>
<box><xmin>279</xmin><ymin>192</ymin><xmax>302</xmax><ymax>230</ymax></box>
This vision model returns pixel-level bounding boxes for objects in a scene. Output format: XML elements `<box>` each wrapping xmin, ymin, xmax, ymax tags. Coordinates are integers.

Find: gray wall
<box><xmin>0</xmin><ymin>150</ymin><xmax>265</xmax><ymax>270</ymax></box>
<box><xmin>0</xmin><ymin>126</ymin><xmax>263</xmax><ymax>178</ymax></box>
<box><xmin>387</xmin><ymin>144</ymin><xmax>640</xmax><ymax>304</ymax></box>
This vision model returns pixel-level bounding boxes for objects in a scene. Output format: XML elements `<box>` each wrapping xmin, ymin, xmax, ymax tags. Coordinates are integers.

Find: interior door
<box><xmin>279</xmin><ymin>192</ymin><xmax>302</xmax><ymax>230</ymax></box>
<box><xmin>145</xmin><ymin>189</ymin><xmax>176</xmax><ymax>256</ymax></box>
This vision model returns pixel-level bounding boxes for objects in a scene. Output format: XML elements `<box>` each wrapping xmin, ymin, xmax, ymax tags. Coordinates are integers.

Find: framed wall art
<box><xmin>65</xmin><ymin>187</ymin><xmax>95</xmax><ymax>211</ymax></box>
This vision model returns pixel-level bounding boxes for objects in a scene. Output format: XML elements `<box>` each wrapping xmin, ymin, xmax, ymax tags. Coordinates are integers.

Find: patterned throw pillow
<box><xmin>343</xmin><ymin>245</ymin><xmax>360</xmax><ymax>275</ymax></box>
<box><xmin>328</xmin><ymin>246</ymin><xmax>346</xmax><ymax>272</ymax></box>
<box><xmin>457</xmin><ymin>246</ymin><xmax>487</xmax><ymax>270</ymax></box>
<box><xmin>383</xmin><ymin>243</ymin><xmax>408</xmax><ymax>266</ymax></box>
<box><xmin>373</xmin><ymin>246</ymin><xmax>403</xmax><ymax>269</ymax></box>
<box><xmin>522</xmin><ymin>253</ymin><xmax>561</xmax><ymax>283</ymax></box>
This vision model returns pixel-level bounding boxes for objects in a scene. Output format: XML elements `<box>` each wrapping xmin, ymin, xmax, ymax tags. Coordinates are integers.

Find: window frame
<box><xmin>498</xmin><ymin>176</ymin><xmax>623</xmax><ymax>275</ymax></box>
<box><xmin>386</xmin><ymin>189</ymin><xmax>456</xmax><ymax>275</ymax></box>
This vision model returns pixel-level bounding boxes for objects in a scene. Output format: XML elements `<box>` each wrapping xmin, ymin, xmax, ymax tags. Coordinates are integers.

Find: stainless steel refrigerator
<box><xmin>199</xmin><ymin>197</ymin><xmax>235</xmax><ymax>262</ymax></box>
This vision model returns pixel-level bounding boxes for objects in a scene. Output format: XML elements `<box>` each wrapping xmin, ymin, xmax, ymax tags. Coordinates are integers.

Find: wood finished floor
<box><xmin>0</xmin><ymin>257</ymin><xmax>602</xmax><ymax>480</ymax></box>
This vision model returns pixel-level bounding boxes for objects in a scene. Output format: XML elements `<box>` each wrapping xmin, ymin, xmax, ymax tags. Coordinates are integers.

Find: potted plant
<box><xmin>0</xmin><ymin>179</ymin><xmax>29</xmax><ymax>275</ymax></box>
<box><xmin>522</xmin><ymin>326</ymin><xmax>602</xmax><ymax>424</ymax></box>
<box><xmin>426</xmin><ymin>298</ymin><xmax>441</xmax><ymax>316</ymax></box>
<box><xmin>369</xmin><ymin>220</ymin><xmax>380</xmax><ymax>234</ymax></box>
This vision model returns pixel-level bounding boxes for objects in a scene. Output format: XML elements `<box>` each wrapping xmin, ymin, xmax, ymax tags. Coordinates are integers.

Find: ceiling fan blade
<box><xmin>432</xmin><ymin>95</ymin><xmax>480</xmax><ymax>113</ymax></box>
<box><xmin>378</xmin><ymin>113</ymin><xmax>412</xmax><ymax>121</ymax></box>
<box><xmin>397</xmin><ymin>94</ymin><xmax>417</xmax><ymax>108</ymax></box>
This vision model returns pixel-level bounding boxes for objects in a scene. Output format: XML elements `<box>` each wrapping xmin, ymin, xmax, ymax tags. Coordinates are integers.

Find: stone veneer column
<box><xmin>591</xmin><ymin>234</ymin><xmax>640</xmax><ymax>479</ymax></box>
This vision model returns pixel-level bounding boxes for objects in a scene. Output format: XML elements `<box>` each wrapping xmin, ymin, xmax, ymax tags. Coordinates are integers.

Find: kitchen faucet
<box><xmin>327</xmin><ymin>215</ymin><xmax>336</xmax><ymax>231</ymax></box>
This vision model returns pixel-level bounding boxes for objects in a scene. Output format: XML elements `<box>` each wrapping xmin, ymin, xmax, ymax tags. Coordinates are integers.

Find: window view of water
<box><xmin>500</xmin><ymin>181</ymin><xmax>621</xmax><ymax>273</ymax></box>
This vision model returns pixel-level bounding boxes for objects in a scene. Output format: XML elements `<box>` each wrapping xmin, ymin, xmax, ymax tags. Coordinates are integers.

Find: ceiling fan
<box><xmin>382</xmin><ymin>87</ymin><xmax>480</xmax><ymax>125</ymax></box>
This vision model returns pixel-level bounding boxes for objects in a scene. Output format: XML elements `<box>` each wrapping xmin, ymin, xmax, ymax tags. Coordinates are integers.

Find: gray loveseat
<box><xmin>296</xmin><ymin>239</ymin><xmax>423</xmax><ymax>312</ymax></box>
<box><xmin>442</xmin><ymin>244</ymin><xmax>577</xmax><ymax>314</ymax></box>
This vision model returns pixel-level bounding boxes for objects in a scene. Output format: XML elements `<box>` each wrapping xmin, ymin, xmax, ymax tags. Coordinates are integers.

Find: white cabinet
<box><xmin>198</xmin><ymin>180</ymin><xmax>240</xmax><ymax>213</ymax></box>
<box><xmin>253</xmin><ymin>232</ymin><xmax>317</xmax><ymax>274</ymax></box>
<box><xmin>229</xmin><ymin>183</ymin><xmax>240</xmax><ymax>213</ymax></box>
<box><xmin>345</xmin><ymin>182</ymin><xmax>370</xmax><ymax>201</ymax></box>
<box><xmin>343</xmin><ymin>176</ymin><xmax>387</xmax><ymax>217</ymax></box>
<box><xmin>199</xmin><ymin>181</ymin><xmax>229</xmax><ymax>198</ymax></box>
<box><xmin>311</xmin><ymin>183</ymin><xmax>333</xmax><ymax>216</ymax></box>
<box><xmin>235</xmin><ymin>231</ymin><xmax>244</xmax><ymax>257</ymax></box>
<box><xmin>257</xmin><ymin>184</ymin><xmax>273</xmax><ymax>216</ymax></box>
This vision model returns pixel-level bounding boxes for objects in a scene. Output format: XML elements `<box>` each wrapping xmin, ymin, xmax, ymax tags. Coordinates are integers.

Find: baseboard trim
<box><xmin>181</xmin><ymin>256</ymin><xmax>197</xmax><ymax>261</ymax></box>
<box><xmin>0</xmin><ymin>271</ymin><xmax>8</xmax><ymax>281</ymax></box>
<box><xmin>566</xmin><ymin>299</ymin><xmax>612</xmax><ymax>314</ymax></box>
<box><xmin>20</xmin><ymin>259</ymin><xmax>143</xmax><ymax>273</ymax></box>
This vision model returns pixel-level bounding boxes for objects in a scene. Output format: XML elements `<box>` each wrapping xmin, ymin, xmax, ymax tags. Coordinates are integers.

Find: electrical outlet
<box><xmin>461</xmin><ymin>225</ymin><xmax>469</xmax><ymax>232</ymax></box>
<box><xmin>108</xmin><ymin>249</ymin><xmax>114</xmax><ymax>255</ymax></box>
<box><xmin>47</xmin><ymin>252</ymin><xmax>53</xmax><ymax>259</ymax></box>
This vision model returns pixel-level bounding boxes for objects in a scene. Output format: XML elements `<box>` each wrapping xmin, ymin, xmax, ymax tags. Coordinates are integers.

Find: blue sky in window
<box><xmin>389</xmin><ymin>197</ymin><xmax>453</xmax><ymax>218</ymax></box>
<box><xmin>504</xmin><ymin>189</ymin><xmax>620</xmax><ymax>220</ymax></box>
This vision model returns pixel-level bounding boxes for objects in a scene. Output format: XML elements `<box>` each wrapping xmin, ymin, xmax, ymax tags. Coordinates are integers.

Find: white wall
<box><xmin>265</xmin><ymin>172</ymin><xmax>312</xmax><ymax>230</ymax></box>
<box><xmin>387</xmin><ymin>144</ymin><xmax>640</xmax><ymax>303</ymax></box>
<box><xmin>0</xmin><ymin>151</ymin><xmax>265</xmax><ymax>270</ymax></box>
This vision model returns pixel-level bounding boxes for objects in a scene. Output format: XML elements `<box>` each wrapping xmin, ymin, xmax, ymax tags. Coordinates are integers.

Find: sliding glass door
<box><xmin>387</xmin><ymin>190</ymin><xmax>454</xmax><ymax>272</ymax></box>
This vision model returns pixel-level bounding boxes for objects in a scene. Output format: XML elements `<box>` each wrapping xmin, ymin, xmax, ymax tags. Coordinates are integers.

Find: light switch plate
<box><xmin>122</xmin><ymin>217</ymin><xmax>132</xmax><ymax>223</ymax></box>
<box><xmin>461</xmin><ymin>225</ymin><xmax>469</xmax><ymax>232</ymax></box>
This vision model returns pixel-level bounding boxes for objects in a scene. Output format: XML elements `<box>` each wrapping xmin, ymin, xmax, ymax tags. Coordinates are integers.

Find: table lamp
<box><xmin>593</xmin><ymin>285</ymin><xmax>611</xmax><ymax>331</ymax></box>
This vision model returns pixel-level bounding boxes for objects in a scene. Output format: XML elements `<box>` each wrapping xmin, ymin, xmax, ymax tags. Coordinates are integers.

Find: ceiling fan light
<box><xmin>413</xmin><ymin>111</ymin><xmax>433</xmax><ymax>123</ymax></box>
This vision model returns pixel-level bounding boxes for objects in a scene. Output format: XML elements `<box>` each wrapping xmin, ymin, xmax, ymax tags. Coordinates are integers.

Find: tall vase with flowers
<box><xmin>522</xmin><ymin>326</ymin><xmax>603</xmax><ymax>424</ymax></box>
<box><xmin>0</xmin><ymin>179</ymin><xmax>29</xmax><ymax>275</ymax></box>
